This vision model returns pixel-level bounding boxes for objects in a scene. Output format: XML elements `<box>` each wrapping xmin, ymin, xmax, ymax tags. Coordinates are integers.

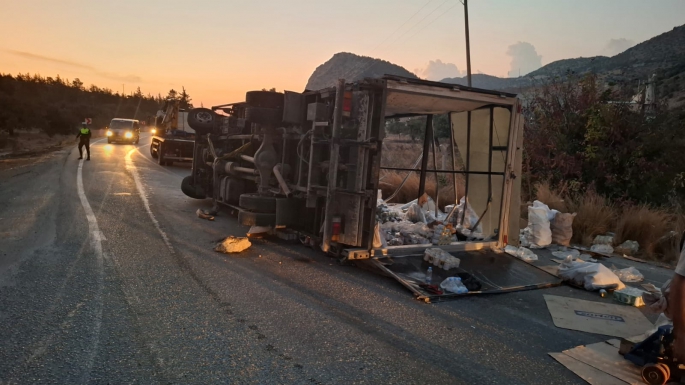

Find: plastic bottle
<box><xmin>454</xmin><ymin>277</ymin><xmax>469</xmax><ymax>294</ymax></box>
<box><xmin>599</xmin><ymin>289</ymin><xmax>607</xmax><ymax>298</ymax></box>
<box><xmin>426</xmin><ymin>267</ymin><xmax>433</xmax><ymax>284</ymax></box>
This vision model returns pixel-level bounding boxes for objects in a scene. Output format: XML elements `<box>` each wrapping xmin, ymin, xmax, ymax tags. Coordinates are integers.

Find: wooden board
<box><xmin>544</xmin><ymin>295</ymin><xmax>654</xmax><ymax>338</ymax></box>
<box><xmin>562</xmin><ymin>341</ymin><xmax>642</xmax><ymax>384</ymax></box>
<box><xmin>549</xmin><ymin>352</ymin><xmax>628</xmax><ymax>385</ymax></box>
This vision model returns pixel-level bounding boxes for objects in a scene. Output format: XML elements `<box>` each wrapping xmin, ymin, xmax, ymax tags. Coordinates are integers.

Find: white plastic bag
<box><xmin>455</xmin><ymin>197</ymin><xmax>482</xmax><ymax>234</ymax></box>
<box><xmin>557</xmin><ymin>258</ymin><xmax>626</xmax><ymax>291</ymax></box>
<box><xmin>527</xmin><ymin>206</ymin><xmax>552</xmax><ymax>247</ymax></box>
<box><xmin>440</xmin><ymin>277</ymin><xmax>469</xmax><ymax>294</ymax></box>
<box><xmin>552</xmin><ymin>249</ymin><xmax>580</xmax><ymax>260</ymax></box>
<box><xmin>504</xmin><ymin>245</ymin><xmax>538</xmax><ymax>262</ymax></box>
<box><xmin>611</xmin><ymin>265</ymin><xmax>644</xmax><ymax>283</ymax></box>
<box><xmin>590</xmin><ymin>244</ymin><xmax>614</xmax><ymax>254</ymax></box>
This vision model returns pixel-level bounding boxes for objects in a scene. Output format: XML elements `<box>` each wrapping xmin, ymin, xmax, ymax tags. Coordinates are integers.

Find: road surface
<box><xmin>0</xmin><ymin>134</ymin><xmax>672</xmax><ymax>384</ymax></box>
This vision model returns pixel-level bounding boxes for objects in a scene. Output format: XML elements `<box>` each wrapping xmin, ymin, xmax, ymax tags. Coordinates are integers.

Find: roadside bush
<box><xmin>566</xmin><ymin>190</ymin><xmax>616</xmax><ymax>246</ymax></box>
<box><xmin>613</xmin><ymin>205</ymin><xmax>672</xmax><ymax>258</ymax></box>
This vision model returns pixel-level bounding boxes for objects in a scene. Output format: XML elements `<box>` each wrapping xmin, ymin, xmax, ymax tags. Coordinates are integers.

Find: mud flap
<box><xmin>370</xmin><ymin>249</ymin><xmax>562</xmax><ymax>303</ymax></box>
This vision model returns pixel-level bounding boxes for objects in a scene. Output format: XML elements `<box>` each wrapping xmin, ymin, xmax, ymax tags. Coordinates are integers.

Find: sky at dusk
<box><xmin>1</xmin><ymin>0</ymin><xmax>684</xmax><ymax>107</ymax></box>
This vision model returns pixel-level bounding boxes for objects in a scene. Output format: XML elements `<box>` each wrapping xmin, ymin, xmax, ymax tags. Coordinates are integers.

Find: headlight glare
<box><xmin>106</xmin><ymin>131</ymin><xmax>113</xmax><ymax>137</ymax></box>
<box><xmin>124</xmin><ymin>132</ymin><xmax>133</xmax><ymax>138</ymax></box>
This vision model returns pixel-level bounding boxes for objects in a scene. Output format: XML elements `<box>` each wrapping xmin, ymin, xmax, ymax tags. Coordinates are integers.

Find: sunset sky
<box><xmin>1</xmin><ymin>0</ymin><xmax>683</xmax><ymax>107</ymax></box>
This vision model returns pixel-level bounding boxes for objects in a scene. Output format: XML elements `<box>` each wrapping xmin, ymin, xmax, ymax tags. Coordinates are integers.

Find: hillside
<box><xmin>440</xmin><ymin>24</ymin><xmax>685</xmax><ymax>105</ymax></box>
<box><xmin>305</xmin><ymin>52</ymin><xmax>417</xmax><ymax>91</ymax></box>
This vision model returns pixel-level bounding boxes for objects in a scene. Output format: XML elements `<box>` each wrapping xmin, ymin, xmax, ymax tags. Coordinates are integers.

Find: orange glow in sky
<box><xmin>1</xmin><ymin>0</ymin><xmax>683</xmax><ymax>107</ymax></box>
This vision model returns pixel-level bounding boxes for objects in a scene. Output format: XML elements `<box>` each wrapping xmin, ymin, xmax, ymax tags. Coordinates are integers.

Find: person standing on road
<box><xmin>76</xmin><ymin>122</ymin><xmax>91</xmax><ymax>160</ymax></box>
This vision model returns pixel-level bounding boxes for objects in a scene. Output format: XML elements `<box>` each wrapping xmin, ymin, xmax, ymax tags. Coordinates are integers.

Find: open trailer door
<box><xmin>356</xmin><ymin>76</ymin><xmax>561</xmax><ymax>301</ymax></box>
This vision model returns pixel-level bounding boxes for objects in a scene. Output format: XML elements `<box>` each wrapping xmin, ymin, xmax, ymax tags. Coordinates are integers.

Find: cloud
<box><xmin>416</xmin><ymin>59</ymin><xmax>464</xmax><ymax>81</ymax></box>
<box><xmin>5</xmin><ymin>49</ymin><xmax>142</xmax><ymax>83</ymax></box>
<box><xmin>601</xmin><ymin>38</ymin><xmax>635</xmax><ymax>56</ymax></box>
<box><xmin>506</xmin><ymin>42</ymin><xmax>542</xmax><ymax>77</ymax></box>
<box><xmin>7</xmin><ymin>49</ymin><xmax>94</xmax><ymax>70</ymax></box>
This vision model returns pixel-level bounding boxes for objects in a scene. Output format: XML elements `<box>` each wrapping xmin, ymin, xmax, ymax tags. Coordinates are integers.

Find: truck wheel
<box><xmin>188</xmin><ymin>108</ymin><xmax>216</xmax><ymax>132</ymax></box>
<box><xmin>245</xmin><ymin>91</ymin><xmax>284</xmax><ymax>109</ymax></box>
<box><xmin>150</xmin><ymin>143</ymin><xmax>158</xmax><ymax>159</ymax></box>
<box><xmin>157</xmin><ymin>143</ymin><xmax>166</xmax><ymax>165</ymax></box>
<box><xmin>239</xmin><ymin>193</ymin><xmax>277</xmax><ymax>213</ymax></box>
<box><xmin>245</xmin><ymin>107</ymin><xmax>282</xmax><ymax>127</ymax></box>
<box><xmin>181</xmin><ymin>176</ymin><xmax>206</xmax><ymax>199</ymax></box>
<box><xmin>238</xmin><ymin>210</ymin><xmax>276</xmax><ymax>227</ymax></box>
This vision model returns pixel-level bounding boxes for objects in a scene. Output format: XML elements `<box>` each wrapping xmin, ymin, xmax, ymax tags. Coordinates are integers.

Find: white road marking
<box><xmin>75</xmin><ymin>158</ymin><xmax>105</xmax><ymax>383</ymax></box>
<box><xmin>125</xmin><ymin>149</ymin><xmax>175</xmax><ymax>253</ymax></box>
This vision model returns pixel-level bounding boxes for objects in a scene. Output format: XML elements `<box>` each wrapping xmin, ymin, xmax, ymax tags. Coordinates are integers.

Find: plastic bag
<box><xmin>424</xmin><ymin>248</ymin><xmax>461</xmax><ymax>270</ymax></box>
<box><xmin>405</xmin><ymin>203</ymin><xmax>427</xmax><ymax>223</ymax></box>
<box><xmin>440</xmin><ymin>277</ymin><xmax>469</xmax><ymax>294</ymax></box>
<box><xmin>615</xmin><ymin>240</ymin><xmax>639</xmax><ymax>256</ymax></box>
<box><xmin>590</xmin><ymin>244</ymin><xmax>614</xmax><ymax>254</ymax></box>
<box><xmin>557</xmin><ymin>258</ymin><xmax>626</xmax><ymax>291</ymax></box>
<box><xmin>552</xmin><ymin>248</ymin><xmax>580</xmax><ymax>260</ymax></box>
<box><xmin>611</xmin><ymin>265</ymin><xmax>644</xmax><ymax>283</ymax></box>
<box><xmin>593</xmin><ymin>235</ymin><xmax>614</xmax><ymax>245</ymax></box>
<box><xmin>504</xmin><ymin>245</ymin><xmax>538</xmax><ymax>262</ymax></box>
<box><xmin>527</xmin><ymin>206</ymin><xmax>552</xmax><ymax>247</ymax></box>
<box><xmin>551</xmin><ymin>213</ymin><xmax>576</xmax><ymax>246</ymax></box>
<box><xmin>455</xmin><ymin>197</ymin><xmax>482</xmax><ymax>234</ymax></box>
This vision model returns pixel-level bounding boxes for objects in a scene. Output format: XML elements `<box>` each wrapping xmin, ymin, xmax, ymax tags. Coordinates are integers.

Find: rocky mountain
<box><xmin>305</xmin><ymin>52</ymin><xmax>417</xmax><ymax>91</ymax></box>
<box><xmin>439</xmin><ymin>24</ymin><xmax>685</xmax><ymax>104</ymax></box>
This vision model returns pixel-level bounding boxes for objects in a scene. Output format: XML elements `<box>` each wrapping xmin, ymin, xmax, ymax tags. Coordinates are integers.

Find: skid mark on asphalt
<box><xmin>75</xmin><ymin>158</ymin><xmax>105</xmax><ymax>384</ymax></box>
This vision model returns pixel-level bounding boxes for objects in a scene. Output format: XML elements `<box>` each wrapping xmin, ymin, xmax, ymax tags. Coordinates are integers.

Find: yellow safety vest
<box><xmin>80</xmin><ymin>128</ymin><xmax>90</xmax><ymax>135</ymax></box>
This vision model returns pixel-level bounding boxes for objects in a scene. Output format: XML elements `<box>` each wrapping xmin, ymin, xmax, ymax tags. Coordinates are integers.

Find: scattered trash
<box><xmin>247</xmin><ymin>225</ymin><xmax>271</xmax><ymax>238</ymax></box>
<box><xmin>551</xmin><ymin>213</ymin><xmax>576</xmax><ymax>246</ymax></box>
<box><xmin>613</xmin><ymin>287</ymin><xmax>646</xmax><ymax>307</ymax></box>
<box><xmin>615</xmin><ymin>240</ymin><xmax>639</xmax><ymax>256</ymax></box>
<box><xmin>214</xmin><ymin>236</ymin><xmax>251</xmax><ymax>253</ymax></box>
<box><xmin>578</xmin><ymin>253</ymin><xmax>595</xmax><ymax>262</ymax></box>
<box><xmin>527</xmin><ymin>204</ymin><xmax>552</xmax><ymax>248</ymax></box>
<box><xmin>590</xmin><ymin>243</ymin><xmax>614</xmax><ymax>254</ymax></box>
<box><xmin>557</xmin><ymin>257</ymin><xmax>626</xmax><ymax>291</ymax></box>
<box><xmin>642</xmin><ymin>280</ymin><xmax>671</xmax><ymax>315</ymax></box>
<box><xmin>504</xmin><ymin>245</ymin><xmax>538</xmax><ymax>262</ymax></box>
<box><xmin>552</xmin><ymin>249</ymin><xmax>580</xmax><ymax>260</ymax></box>
<box><xmin>424</xmin><ymin>248</ymin><xmax>461</xmax><ymax>270</ymax></box>
<box><xmin>610</xmin><ymin>265</ymin><xmax>644</xmax><ymax>283</ymax></box>
<box><xmin>196</xmin><ymin>208</ymin><xmax>215</xmax><ymax>221</ymax></box>
<box><xmin>599</xmin><ymin>288</ymin><xmax>608</xmax><ymax>297</ymax></box>
<box><xmin>425</xmin><ymin>266</ymin><xmax>433</xmax><ymax>284</ymax></box>
<box><xmin>440</xmin><ymin>277</ymin><xmax>469</xmax><ymax>294</ymax></box>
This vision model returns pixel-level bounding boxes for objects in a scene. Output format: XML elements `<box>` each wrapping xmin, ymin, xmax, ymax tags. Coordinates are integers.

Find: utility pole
<box><xmin>464</xmin><ymin>0</ymin><xmax>472</xmax><ymax>87</ymax></box>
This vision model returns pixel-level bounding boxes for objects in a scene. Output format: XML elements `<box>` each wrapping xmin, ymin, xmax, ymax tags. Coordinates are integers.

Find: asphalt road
<box><xmin>0</xmin><ymin>134</ymin><xmax>674</xmax><ymax>384</ymax></box>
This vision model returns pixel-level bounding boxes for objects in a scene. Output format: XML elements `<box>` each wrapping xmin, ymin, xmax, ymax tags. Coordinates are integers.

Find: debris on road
<box><xmin>424</xmin><ymin>248</ymin><xmax>460</xmax><ymax>270</ymax></box>
<box><xmin>615</xmin><ymin>240</ymin><xmax>639</xmax><ymax>256</ymax></box>
<box><xmin>551</xmin><ymin>212</ymin><xmax>575</xmax><ymax>246</ymax></box>
<box><xmin>196</xmin><ymin>208</ymin><xmax>215</xmax><ymax>221</ymax></box>
<box><xmin>611</xmin><ymin>265</ymin><xmax>644</xmax><ymax>283</ymax></box>
<box><xmin>613</xmin><ymin>287</ymin><xmax>646</xmax><ymax>307</ymax></box>
<box><xmin>590</xmin><ymin>243</ymin><xmax>614</xmax><ymax>254</ymax></box>
<box><xmin>552</xmin><ymin>248</ymin><xmax>580</xmax><ymax>260</ymax></box>
<box><xmin>214</xmin><ymin>236</ymin><xmax>251</xmax><ymax>253</ymax></box>
<box><xmin>557</xmin><ymin>256</ymin><xmax>625</xmax><ymax>291</ymax></box>
<box><xmin>439</xmin><ymin>277</ymin><xmax>469</xmax><ymax>294</ymax></box>
<box><xmin>504</xmin><ymin>245</ymin><xmax>538</xmax><ymax>262</ymax></box>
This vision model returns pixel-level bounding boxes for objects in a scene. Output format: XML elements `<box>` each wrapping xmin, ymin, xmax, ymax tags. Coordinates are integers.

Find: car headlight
<box><xmin>106</xmin><ymin>131</ymin><xmax>113</xmax><ymax>137</ymax></box>
<box><xmin>151</xmin><ymin>128</ymin><xmax>157</xmax><ymax>134</ymax></box>
<box><xmin>124</xmin><ymin>132</ymin><xmax>133</xmax><ymax>138</ymax></box>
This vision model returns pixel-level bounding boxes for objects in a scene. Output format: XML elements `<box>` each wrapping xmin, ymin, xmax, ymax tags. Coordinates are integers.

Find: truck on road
<box><xmin>150</xmin><ymin>99</ymin><xmax>196</xmax><ymax>166</ymax></box>
<box><xmin>181</xmin><ymin>76</ymin><xmax>556</xmax><ymax>301</ymax></box>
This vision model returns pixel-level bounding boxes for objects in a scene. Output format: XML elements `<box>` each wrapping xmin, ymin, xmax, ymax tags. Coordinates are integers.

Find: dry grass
<box><xmin>614</xmin><ymin>205</ymin><xmax>672</xmax><ymax>259</ymax></box>
<box><xmin>534</xmin><ymin>181</ymin><xmax>568</xmax><ymax>213</ymax></box>
<box><xmin>566</xmin><ymin>190</ymin><xmax>616</xmax><ymax>246</ymax></box>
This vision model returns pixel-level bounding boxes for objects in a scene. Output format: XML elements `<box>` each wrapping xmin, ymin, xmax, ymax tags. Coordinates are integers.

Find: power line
<box><xmin>404</xmin><ymin>1</ymin><xmax>460</xmax><ymax>43</ymax></box>
<box><xmin>385</xmin><ymin>0</ymin><xmax>450</xmax><ymax>49</ymax></box>
<box><xmin>371</xmin><ymin>0</ymin><xmax>434</xmax><ymax>52</ymax></box>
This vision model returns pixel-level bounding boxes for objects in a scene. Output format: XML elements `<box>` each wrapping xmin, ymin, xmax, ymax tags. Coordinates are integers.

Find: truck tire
<box><xmin>150</xmin><ymin>143</ymin><xmax>158</xmax><ymax>159</ymax></box>
<box><xmin>245</xmin><ymin>91</ymin><xmax>285</xmax><ymax>109</ymax></box>
<box><xmin>238</xmin><ymin>210</ymin><xmax>276</xmax><ymax>227</ymax></box>
<box><xmin>181</xmin><ymin>176</ymin><xmax>206</xmax><ymax>199</ymax></box>
<box><xmin>239</xmin><ymin>193</ymin><xmax>277</xmax><ymax>213</ymax></box>
<box><xmin>245</xmin><ymin>107</ymin><xmax>282</xmax><ymax>127</ymax></box>
<box><xmin>188</xmin><ymin>108</ymin><xmax>216</xmax><ymax>132</ymax></box>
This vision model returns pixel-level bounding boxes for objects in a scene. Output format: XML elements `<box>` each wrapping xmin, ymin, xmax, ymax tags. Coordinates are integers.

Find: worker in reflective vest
<box><xmin>76</xmin><ymin>122</ymin><xmax>91</xmax><ymax>160</ymax></box>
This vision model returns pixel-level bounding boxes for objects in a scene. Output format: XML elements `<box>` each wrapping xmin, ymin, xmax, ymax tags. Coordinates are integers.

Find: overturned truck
<box><xmin>181</xmin><ymin>76</ymin><xmax>559</xmax><ymax>301</ymax></box>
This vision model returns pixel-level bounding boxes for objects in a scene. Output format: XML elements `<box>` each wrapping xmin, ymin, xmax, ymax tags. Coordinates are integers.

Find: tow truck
<box><xmin>149</xmin><ymin>99</ymin><xmax>196</xmax><ymax>166</ymax></box>
<box><xmin>180</xmin><ymin>76</ymin><xmax>560</xmax><ymax>302</ymax></box>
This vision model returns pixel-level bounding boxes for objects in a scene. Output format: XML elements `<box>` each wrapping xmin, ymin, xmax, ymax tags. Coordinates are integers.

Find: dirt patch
<box><xmin>0</xmin><ymin>129</ymin><xmax>106</xmax><ymax>160</ymax></box>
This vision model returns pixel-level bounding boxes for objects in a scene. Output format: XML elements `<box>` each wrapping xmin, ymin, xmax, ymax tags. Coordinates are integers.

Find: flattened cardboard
<box><xmin>544</xmin><ymin>294</ymin><xmax>653</xmax><ymax>338</ymax></box>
